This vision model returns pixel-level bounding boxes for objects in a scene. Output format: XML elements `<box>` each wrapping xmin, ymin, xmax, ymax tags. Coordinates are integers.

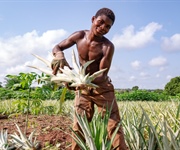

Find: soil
<box><xmin>0</xmin><ymin>114</ymin><xmax>73</xmax><ymax>150</ymax></box>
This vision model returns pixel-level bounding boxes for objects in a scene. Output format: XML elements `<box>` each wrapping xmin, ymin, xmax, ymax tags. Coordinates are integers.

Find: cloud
<box><xmin>131</xmin><ymin>60</ymin><xmax>141</xmax><ymax>70</ymax></box>
<box><xmin>161</xmin><ymin>34</ymin><xmax>180</xmax><ymax>52</ymax></box>
<box><xmin>159</xmin><ymin>66</ymin><xmax>167</xmax><ymax>72</ymax></box>
<box><xmin>166</xmin><ymin>75</ymin><xmax>172</xmax><ymax>80</ymax></box>
<box><xmin>0</xmin><ymin>29</ymin><xmax>67</xmax><ymax>66</ymax></box>
<box><xmin>156</xmin><ymin>74</ymin><xmax>160</xmax><ymax>78</ymax></box>
<box><xmin>129</xmin><ymin>76</ymin><xmax>136</xmax><ymax>82</ymax></box>
<box><xmin>112</xmin><ymin>22</ymin><xmax>162</xmax><ymax>49</ymax></box>
<box><xmin>0</xmin><ymin>29</ymin><xmax>68</xmax><ymax>82</ymax></box>
<box><xmin>148</xmin><ymin>56</ymin><xmax>167</xmax><ymax>67</ymax></box>
<box><xmin>139</xmin><ymin>72</ymin><xmax>150</xmax><ymax>79</ymax></box>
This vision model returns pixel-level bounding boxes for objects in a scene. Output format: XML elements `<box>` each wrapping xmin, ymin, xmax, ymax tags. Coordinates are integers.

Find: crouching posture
<box><xmin>51</xmin><ymin>8</ymin><xmax>128</xmax><ymax>150</ymax></box>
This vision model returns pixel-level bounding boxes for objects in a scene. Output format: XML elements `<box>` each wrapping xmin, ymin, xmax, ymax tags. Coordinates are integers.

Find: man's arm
<box><xmin>51</xmin><ymin>31</ymin><xmax>82</xmax><ymax>75</ymax></box>
<box><xmin>93</xmin><ymin>42</ymin><xmax>114</xmax><ymax>84</ymax></box>
<box><xmin>52</xmin><ymin>31</ymin><xmax>81</xmax><ymax>55</ymax></box>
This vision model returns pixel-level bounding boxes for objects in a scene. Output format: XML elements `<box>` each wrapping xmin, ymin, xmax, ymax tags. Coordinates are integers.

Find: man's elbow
<box><xmin>52</xmin><ymin>45</ymin><xmax>61</xmax><ymax>54</ymax></box>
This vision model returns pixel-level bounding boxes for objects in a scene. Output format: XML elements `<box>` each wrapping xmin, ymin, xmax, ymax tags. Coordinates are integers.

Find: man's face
<box><xmin>92</xmin><ymin>14</ymin><xmax>113</xmax><ymax>37</ymax></box>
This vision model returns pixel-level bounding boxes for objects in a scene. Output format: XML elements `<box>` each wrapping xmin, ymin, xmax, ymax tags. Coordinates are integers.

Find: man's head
<box><xmin>95</xmin><ymin>8</ymin><xmax>115</xmax><ymax>24</ymax></box>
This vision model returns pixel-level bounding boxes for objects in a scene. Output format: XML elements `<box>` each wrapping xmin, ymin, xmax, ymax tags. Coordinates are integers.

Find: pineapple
<box><xmin>28</xmin><ymin>49</ymin><xmax>107</xmax><ymax>89</ymax></box>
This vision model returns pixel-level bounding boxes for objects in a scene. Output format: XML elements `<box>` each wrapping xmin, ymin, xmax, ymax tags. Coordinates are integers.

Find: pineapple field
<box><xmin>0</xmin><ymin>100</ymin><xmax>180</xmax><ymax>150</ymax></box>
<box><xmin>0</xmin><ymin>53</ymin><xmax>179</xmax><ymax>149</ymax></box>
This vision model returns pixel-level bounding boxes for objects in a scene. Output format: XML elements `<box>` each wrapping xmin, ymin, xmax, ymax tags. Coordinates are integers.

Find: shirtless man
<box><xmin>51</xmin><ymin>8</ymin><xmax>128</xmax><ymax>150</ymax></box>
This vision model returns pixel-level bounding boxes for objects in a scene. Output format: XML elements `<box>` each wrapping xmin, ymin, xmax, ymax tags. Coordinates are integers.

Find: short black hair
<box><xmin>95</xmin><ymin>8</ymin><xmax>115</xmax><ymax>24</ymax></box>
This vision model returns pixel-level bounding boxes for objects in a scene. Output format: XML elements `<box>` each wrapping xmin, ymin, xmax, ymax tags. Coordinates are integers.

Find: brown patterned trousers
<box><xmin>71</xmin><ymin>80</ymin><xmax>128</xmax><ymax>150</ymax></box>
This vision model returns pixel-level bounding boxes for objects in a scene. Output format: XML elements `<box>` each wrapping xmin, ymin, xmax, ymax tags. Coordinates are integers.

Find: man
<box><xmin>51</xmin><ymin>8</ymin><xmax>128</xmax><ymax>150</ymax></box>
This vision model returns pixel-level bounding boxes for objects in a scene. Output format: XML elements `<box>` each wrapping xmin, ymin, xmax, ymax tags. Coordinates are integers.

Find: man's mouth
<box><xmin>96</xmin><ymin>29</ymin><xmax>103</xmax><ymax>35</ymax></box>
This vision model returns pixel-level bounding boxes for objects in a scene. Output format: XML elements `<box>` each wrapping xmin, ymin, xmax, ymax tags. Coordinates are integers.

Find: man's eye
<box><xmin>98</xmin><ymin>20</ymin><xmax>103</xmax><ymax>24</ymax></box>
<box><xmin>106</xmin><ymin>26</ymin><xmax>111</xmax><ymax>29</ymax></box>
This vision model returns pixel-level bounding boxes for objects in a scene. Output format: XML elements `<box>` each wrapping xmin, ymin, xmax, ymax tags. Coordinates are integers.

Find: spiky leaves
<box><xmin>0</xmin><ymin>130</ymin><xmax>14</xmax><ymax>150</ymax></box>
<box><xmin>10</xmin><ymin>124</ymin><xmax>39</xmax><ymax>150</ymax></box>
<box><xmin>28</xmin><ymin>49</ymin><xmax>107</xmax><ymax>89</ymax></box>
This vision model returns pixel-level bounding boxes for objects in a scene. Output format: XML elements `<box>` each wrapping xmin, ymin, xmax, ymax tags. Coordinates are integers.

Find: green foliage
<box><xmin>0</xmin><ymin>86</ymin><xmax>75</xmax><ymax>101</ymax></box>
<box><xmin>0</xmin><ymin>72</ymin><xmax>75</xmax><ymax>101</ymax></box>
<box><xmin>115</xmin><ymin>90</ymin><xmax>170</xmax><ymax>101</ymax></box>
<box><xmin>58</xmin><ymin>87</ymin><xmax>67</xmax><ymax>113</ymax></box>
<box><xmin>121</xmin><ymin>101</ymin><xmax>180</xmax><ymax>150</ymax></box>
<box><xmin>164</xmin><ymin>76</ymin><xmax>180</xmax><ymax>96</ymax></box>
<box><xmin>71</xmin><ymin>109</ymin><xmax>120</xmax><ymax>150</ymax></box>
<box><xmin>4</xmin><ymin>74</ymin><xmax>21</xmax><ymax>90</ymax></box>
<box><xmin>5</xmin><ymin>72</ymin><xmax>38</xmax><ymax>90</ymax></box>
<box><xmin>1</xmin><ymin>101</ymin><xmax>180</xmax><ymax>149</ymax></box>
<box><xmin>0</xmin><ymin>87</ymin><xmax>14</xmax><ymax>100</ymax></box>
<box><xmin>2</xmin><ymin>73</ymin><xmax>180</xmax><ymax>103</ymax></box>
<box><xmin>0</xmin><ymin>72</ymin><xmax>72</xmax><ymax>115</ymax></box>
<box><xmin>0</xmin><ymin>82</ymin><xmax>2</xmax><ymax>88</ymax></box>
<box><xmin>12</xmin><ymin>99</ymin><xmax>29</xmax><ymax>114</ymax></box>
<box><xmin>132</xmin><ymin>86</ymin><xmax>139</xmax><ymax>91</ymax></box>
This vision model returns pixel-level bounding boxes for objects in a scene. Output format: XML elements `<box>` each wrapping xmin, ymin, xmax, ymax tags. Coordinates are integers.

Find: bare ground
<box><xmin>0</xmin><ymin>114</ymin><xmax>72</xmax><ymax>150</ymax></box>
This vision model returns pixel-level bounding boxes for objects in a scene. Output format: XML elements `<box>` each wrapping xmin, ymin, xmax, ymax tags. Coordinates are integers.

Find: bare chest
<box><xmin>76</xmin><ymin>39</ymin><xmax>104</xmax><ymax>61</ymax></box>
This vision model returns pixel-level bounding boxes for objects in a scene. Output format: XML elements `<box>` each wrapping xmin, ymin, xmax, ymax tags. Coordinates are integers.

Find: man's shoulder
<box><xmin>103</xmin><ymin>36</ymin><xmax>114</xmax><ymax>48</ymax></box>
<box><xmin>73</xmin><ymin>30</ymin><xmax>87</xmax><ymax>38</ymax></box>
<box><xmin>69</xmin><ymin>30</ymin><xmax>87</xmax><ymax>42</ymax></box>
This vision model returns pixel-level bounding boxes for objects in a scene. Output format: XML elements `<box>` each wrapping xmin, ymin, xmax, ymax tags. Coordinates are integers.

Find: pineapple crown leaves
<box><xmin>0</xmin><ymin>130</ymin><xmax>9</xmax><ymax>150</ymax></box>
<box><xmin>0</xmin><ymin>130</ymin><xmax>8</xmax><ymax>145</ymax></box>
<box><xmin>10</xmin><ymin>124</ymin><xmax>39</xmax><ymax>149</ymax></box>
<box><xmin>0</xmin><ymin>130</ymin><xmax>16</xmax><ymax>150</ymax></box>
<box><xmin>27</xmin><ymin>49</ymin><xmax>107</xmax><ymax>89</ymax></box>
<box><xmin>31</xmin><ymin>53</ymin><xmax>51</xmax><ymax>68</ymax></box>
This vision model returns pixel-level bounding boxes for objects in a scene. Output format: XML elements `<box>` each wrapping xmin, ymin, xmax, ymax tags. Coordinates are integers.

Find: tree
<box><xmin>164</xmin><ymin>76</ymin><xmax>180</xmax><ymax>96</ymax></box>
<box><xmin>132</xmin><ymin>86</ymin><xmax>139</xmax><ymax>91</ymax></box>
<box><xmin>0</xmin><ymin>82</ymin><xmax>2</xmax><ymax>88</ymax></box>
<box><xmin>4</xmin><ymin>75</ymin><xmax>22</xmax><ymax>90</ymax></box>
<box><xmin>5</xmin><ymin>72</ymin><xmax>38</xmax><ymax>90</ymax></box>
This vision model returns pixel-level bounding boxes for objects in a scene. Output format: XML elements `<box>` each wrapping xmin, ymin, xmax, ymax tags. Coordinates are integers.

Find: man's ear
<box><xmin>91</xmin><ymin>16</ymin><xmax>96</xmax><ymax>23</ymax></box>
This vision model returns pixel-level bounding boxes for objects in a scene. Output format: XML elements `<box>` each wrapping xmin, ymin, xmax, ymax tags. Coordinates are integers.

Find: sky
<box><xmin>0</xmin><ymin>0</ymin><xmax>180</xmax><ymax>89</ymax></box>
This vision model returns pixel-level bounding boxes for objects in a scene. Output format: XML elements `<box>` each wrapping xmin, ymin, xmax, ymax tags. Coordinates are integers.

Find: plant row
<box><xmin>0</xmin><ymin>87</ymin><xmax>74</xmax><ymax>101</ymax></box>
<box><xmin>71</xmin><ymin>101</ymin><xmax>180</xmax><ymax>150</ymax></box>
<box><xmin>115</xmin><ymin>90</ymin><xmax>172</xmax><ymax>101</ymax></box>
<box><xmin>1</xmin><ymin>87</ymin><xmax>180</xmax><ymax>102</ymax></box>
<box><xmin>1</xmin><ymin>101</ymin><xmax>180</xmax><ymax>150</ymax></box>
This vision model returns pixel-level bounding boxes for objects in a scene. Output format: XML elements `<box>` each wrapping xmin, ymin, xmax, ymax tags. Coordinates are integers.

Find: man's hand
<box><xmin>76</xmin><ymin>84</ymin><xmax>93</xmax><ymax>95</ymax></box>
<box><xmin>64</xmin><ymin>82</ymin><xmax>76</xmax><ymax>91</ymax></box>
<box><xmin>75</xmin><ymin>84</ymin><xmax>89</xmax><ymax>91</ymax></box>
<box><xmin>51</xmin><ymin>58</ymin><xmax>72</xmax><ymax>75</ymax></box>
<box><xmin>64</xmin><ymin>83</ymin><xmax>90</xmax><ymax>92</ymax></box>
<box><xmin>51</xmin><ymin>51</ymin><xmax>72</xmax><ymax>75</ymax></box>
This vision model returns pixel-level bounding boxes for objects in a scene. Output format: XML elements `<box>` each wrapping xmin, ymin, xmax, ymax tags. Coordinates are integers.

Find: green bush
<box><xmin>0</xmin><ymin>88</ymin><xmax>15</xmax><ymax>100</ymax></box>
<box><xmin>164</xmin><ymin>76</ymin><xmax>180</xmax><ymax>96</ymax></box>
<box><xmin>0</xmin><ymin>86</ymin><xmax>75</xmax><ymax>101</ymax></box>
<box><xmin>115</xmin><ymin>90</ymin><xmax>170</xmax><ymax>101</ymax></box>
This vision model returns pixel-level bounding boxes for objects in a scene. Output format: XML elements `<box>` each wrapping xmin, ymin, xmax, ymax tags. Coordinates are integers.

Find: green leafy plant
<box><xmin>121</xmin><ymin>102</ymin><xmax>180</xmax><ymax>150</ymax></box>
<box><xmin>57</xmin><ymin>87</ymin><xmax>67</xmax><ymax>113</ymax></box>
<box><xmin>71</xmin><ymin>109</ymin><xmax>121</xmax><ymax>150</ymax></box>
<box><xmin>115</xmin><ymin>90</ymin><xmax>170</xmax><ymax>101</ymax></box>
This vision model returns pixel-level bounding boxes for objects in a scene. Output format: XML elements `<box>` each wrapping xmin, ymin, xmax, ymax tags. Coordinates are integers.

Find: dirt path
<box><xmin>0</xmin><ymin>114</ymin><xmax>72</xmax><ymax>150</ymax></box>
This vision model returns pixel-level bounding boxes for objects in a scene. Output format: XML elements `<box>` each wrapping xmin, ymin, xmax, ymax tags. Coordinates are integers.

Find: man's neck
<box><xmin>87</xmin><ymin>30</ymin><xmax>103</xmax><ymax>42</ymax></box>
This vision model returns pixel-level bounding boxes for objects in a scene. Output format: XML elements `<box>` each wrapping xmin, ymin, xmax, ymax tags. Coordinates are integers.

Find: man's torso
<box><xmin>75</xmin><ymin>30</ymin><xmax>110</xmax><ymax>75</ymax></box>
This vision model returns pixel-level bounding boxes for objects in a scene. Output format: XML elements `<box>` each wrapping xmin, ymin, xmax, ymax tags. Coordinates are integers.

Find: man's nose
<box><xmin>100</xmin><ymin>24</ymin><xmax>106</xmax><ymax>31</ymax></box>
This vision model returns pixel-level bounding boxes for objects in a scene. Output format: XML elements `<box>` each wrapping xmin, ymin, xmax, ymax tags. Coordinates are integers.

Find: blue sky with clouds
<box><xmin>0</xmin><ymin>0</ymin><xmax>180</xmax><ymax>89</ymax></box>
